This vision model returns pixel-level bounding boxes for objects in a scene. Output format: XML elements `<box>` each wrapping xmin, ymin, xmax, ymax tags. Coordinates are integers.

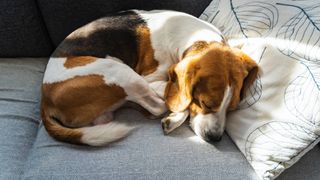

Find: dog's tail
<box><xmin>41</xmin><ymin>109</ymin><xmax>134</xmax><ymax>146</ymax></box>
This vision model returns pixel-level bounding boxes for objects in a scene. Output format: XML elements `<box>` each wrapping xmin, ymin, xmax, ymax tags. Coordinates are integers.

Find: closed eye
<box><xmin>200</xmin><ymin>100</ymin><xmax>219</xmax><ymax>113</ymax></box>
<box><xmin>201</xmin><ymin>100</ymin><xmax>211</xmax><ymax>110</ymax></box>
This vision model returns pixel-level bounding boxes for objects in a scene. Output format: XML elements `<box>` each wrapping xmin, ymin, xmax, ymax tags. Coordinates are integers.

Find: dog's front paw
<box><xmin>161</xmin><ymin>111</ymin><xmax>189</xmax><ymax>135</ymax></box>
<box><xmin>161</xmin><ymin>116</ymin><xmax>172</xmax><ymax>134</ymax></box>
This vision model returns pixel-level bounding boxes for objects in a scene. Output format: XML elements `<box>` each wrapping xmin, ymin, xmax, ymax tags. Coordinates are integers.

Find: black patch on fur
<box><xmin>52</xmin><ymin>11</ymin><xmax>145</xmax><ymax>68</ymax></box>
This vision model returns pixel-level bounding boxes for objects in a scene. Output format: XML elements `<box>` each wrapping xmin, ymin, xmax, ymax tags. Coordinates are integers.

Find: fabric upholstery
<box><xmin>22</xmin><ymin>108</ymin><xmax>258</xmax><ymax>180</ymax></box>
<box><xmin>0</xmin><ymin>1</ymin><xmax>53</xmax><ymax>57</ymax></box>
<box><xmin>0</xmin><ymin>55</ymin><xmax>319</xmax><ymax>179</ymax></box>
<box><xmin>37</xmin><ymin>0</ymin><xmax>212</xmax><ymax>46</ymax></box>
<box><xmin>278</xmin><ymin>146</ymin><xmax>320</xmax><ymax>179</ymax></box>
<box><xmin>0</xmin><ymin>58</ymin><xmax>47</xmax><ymax>179</ymax></box>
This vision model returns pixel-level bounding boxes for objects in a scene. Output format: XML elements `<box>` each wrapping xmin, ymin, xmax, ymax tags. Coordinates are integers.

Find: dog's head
<box><xmin>165</xmin><ymin>42</ymin><xmax>258</xmax><ymax>142</ymax></box>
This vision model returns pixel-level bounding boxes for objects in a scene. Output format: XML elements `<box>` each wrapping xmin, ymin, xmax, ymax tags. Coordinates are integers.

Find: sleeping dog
<box><xmin>41</xmin><ymin>10</ymin><xmax>258</xmax><ymax>146</ymax></box>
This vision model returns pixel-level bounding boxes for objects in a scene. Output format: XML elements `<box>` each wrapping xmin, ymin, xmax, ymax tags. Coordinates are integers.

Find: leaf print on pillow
<box><xmin>276</xmin><ymin>3</ymin><xmax>320</xmax><ymax>62</ymax></box>
<box><xmin>199</xmin><ymin>0</ymin><xmax>221</xmax><ymax>22</ymax></box>
<box><xmin>244</xmin><ymin>121</ymin><xmax>318</xmax><ymax>179</ymax></box>
<box><xmin>215</xmin><ymin>0</ymin><xmax>279</xmax><ymax>38</ymax></box>
<box><xmin>285</xmin><ymin>63</ymin><xmax>320</xmax><ymax>127</ymax></box>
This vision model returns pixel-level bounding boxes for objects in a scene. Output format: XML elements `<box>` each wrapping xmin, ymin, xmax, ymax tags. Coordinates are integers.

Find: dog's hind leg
<box><xmin>101</xmin><ymin>56</ymin><xmax>168</xmax><ymax>117</ymax></box>
<box><xmin>123</xmin><ymin>76</ymin><xmax>168</xmax><ymax>117</ymax></box>
<box><xmin>148</xmin><ymin>80</ymin><xmax>167</xmax><ymax>99</ymax></box>
<box><xmin>126</xmin><ymin>82</ymin><xmax>168</xmax><ymax>117</ymax></box>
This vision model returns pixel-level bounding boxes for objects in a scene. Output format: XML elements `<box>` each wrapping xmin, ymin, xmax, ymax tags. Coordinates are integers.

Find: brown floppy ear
<box><xmin>228</xmin><ymin>51</ymin><xmax>259</xmax><ymax>110</ymax></box>
<box><xmin>164</xmin><ymin>64</ymin><xmax>195</xmax><ymax>112</ymax></box>
<box><xmin>240</xmin><ymin>56</ymin><xmax>259</xmax><ymax>100</ymax></box>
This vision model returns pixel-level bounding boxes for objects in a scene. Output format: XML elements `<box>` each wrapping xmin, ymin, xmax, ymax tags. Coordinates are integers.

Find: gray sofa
<box><xmin>1</xmin><ymin>1</ymin><xmax>319</xmax><ymax>179</ymax></box>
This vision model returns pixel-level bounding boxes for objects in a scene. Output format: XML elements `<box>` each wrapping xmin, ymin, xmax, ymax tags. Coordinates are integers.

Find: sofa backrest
<box><xmin>0</xmin><ymin>0</ymin><xmax>53</xmax><ymax>57</ymax></box>
<box><xmin>0</xmin><ymin>0</ymin><xmax>211</xmax><ymax>57</ymax></box>
<box><xmin>38</xmin><ymin>0</ymin><xmax>212</xmax><ymax>47</ymax></box>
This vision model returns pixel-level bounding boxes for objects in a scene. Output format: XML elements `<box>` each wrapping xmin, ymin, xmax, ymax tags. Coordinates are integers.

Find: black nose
<box><xmin>205</xmin><ymin>132</ymin><xmax>222</xmax><ymax>142</ymax></box>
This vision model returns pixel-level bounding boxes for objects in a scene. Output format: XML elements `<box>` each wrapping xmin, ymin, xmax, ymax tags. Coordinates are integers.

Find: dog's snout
<box><xmin>205</xmin><ymin>131</ymin><xmax>222</xmax><ymax>142</ymax></box>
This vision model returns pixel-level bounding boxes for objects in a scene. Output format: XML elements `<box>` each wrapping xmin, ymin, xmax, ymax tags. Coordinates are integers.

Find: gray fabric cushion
<box><xmin>0</xmin><ymin>58</ymin><xmax>47</xmax><ymax>179</ymax></box>
<box><xmin>37</xmin><ymin>0</ymin><xmax>212</xmax><ymax>46</ymax></box>
<box><xmin>2</xmin><ymin>58</ymin><xmax>320</xmax><ymax>179</ymax></box>
<box><xmin>0</xmin><ymin>1</ymin><xmax>53</xmax><ymax>57</ymax></box>
<box><xmin>22</xmin><ymin>108</ymin><xmax>258</xmax><ymax>180</ymax></box>
<box><xmin>278</xmin><ymin>146</ymin><xmax>320</xmax><ymax>179</ymax></box>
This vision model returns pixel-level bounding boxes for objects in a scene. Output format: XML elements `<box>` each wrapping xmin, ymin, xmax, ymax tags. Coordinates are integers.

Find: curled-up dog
<box><xmin>41</xmin><ymin>10</ymin><xmax>258</xmax><ymax>146</ymax></box>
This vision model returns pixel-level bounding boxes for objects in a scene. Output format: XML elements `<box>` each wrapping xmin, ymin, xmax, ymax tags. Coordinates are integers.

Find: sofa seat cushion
<box><xmin>0</xmin><ymin>58</ymin><xmax>48</xmax><ymax>179</ymax></box>
<box><xmin>2</xmin><ymin>58</ymin><xmax>320</xmax><ymax>179</ymax></box>
<box><xmin>278</xmin><ymin>146</ymin><xmax>320</xmax><ymax>179</ymax></box>
<box><xmin>22</xmin><ymin>108</ymin><xmax>258</xmax><ymax>180</ymax></box>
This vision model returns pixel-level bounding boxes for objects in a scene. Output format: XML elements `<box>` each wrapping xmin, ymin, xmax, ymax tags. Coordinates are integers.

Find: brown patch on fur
<box><xmin>182</xmin><ymin>41</ymin><xmax>211</xmax><ymax>59</ymax></box>
<box><xmin>41</xmin><ymin>106</ymin><xmax>83</xmax><ymax>144</ymax></box>
<box><xmin>165</xmin><ymin>41</ymin><xmax>258</xmax><ymax>113</ymax></box>
<box><xmin>41</xmin><ymin>75</ymin><xmax>127</xmax><ymax>144</ymax></box>
<box><xmin>164</xmin><ymin>63</ymin><xmax>197</xmax><ymax>112</ymax></box>
<box><xmin>134</xmin><ymin>25</ymin><xmax>159</xmax><ymax>76</ymax></box>
<box><xmin>64</xmin><ymin>56</ymin><xmax>97</xmax><ymax>68</ymax></box>
<box><xmin>189</xmin><ymin>102</ymin><xmax>206</xmax><ymax>117</ymax></box>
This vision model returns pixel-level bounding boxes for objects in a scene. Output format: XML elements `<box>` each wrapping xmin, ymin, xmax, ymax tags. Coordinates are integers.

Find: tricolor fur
<box><xmin>41</xmin><ymin>10</ymin><xmax>258</xmax><ymax>146</ymax></box>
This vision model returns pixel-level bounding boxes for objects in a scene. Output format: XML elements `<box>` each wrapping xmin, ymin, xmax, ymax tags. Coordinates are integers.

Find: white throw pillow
<box><xmin>200</xmin><ymin>0</ymin><xmax>320</xmax><ymax>179</ymax></box>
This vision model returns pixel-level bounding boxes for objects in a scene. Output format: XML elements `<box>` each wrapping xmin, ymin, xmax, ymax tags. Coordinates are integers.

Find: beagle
<box><xmin>41</xmin><ymin>10</ymin><xmax>258</xmax><ymax>146</ymax></box>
